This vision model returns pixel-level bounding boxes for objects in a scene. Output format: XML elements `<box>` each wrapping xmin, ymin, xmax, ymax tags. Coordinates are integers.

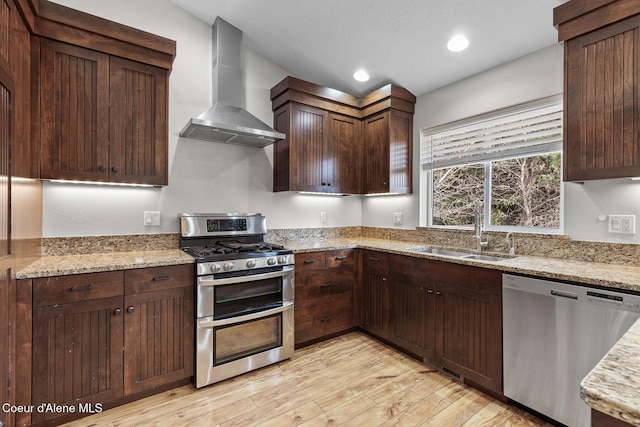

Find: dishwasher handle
<box><xmin>551</xmin><ymin>289</ymin><xmax>578</xmax><ymax>300</ymax></box>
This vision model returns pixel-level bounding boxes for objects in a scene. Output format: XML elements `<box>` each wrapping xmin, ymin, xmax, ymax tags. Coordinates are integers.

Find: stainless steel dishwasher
<box><xmin>503</xmin><ymin>273</ymin><xmax>640</xmax><ymax>427</ymax></box>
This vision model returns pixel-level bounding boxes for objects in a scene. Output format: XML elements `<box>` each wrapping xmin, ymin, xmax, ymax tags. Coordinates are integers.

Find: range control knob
<box><xmin>223</xmin><ymin>262</ymin><xmax>234</xmax><ymax>271</ymax></box>
<box><xmin>267</xmin><ymin>257</ymin><xmax>276</xmax><ymax>266</ymax></box>
<box><xmin>277</xmin><ymin>256</ymin><xmax>288</xmax><ymax>264</ymax></box>
<box><xmin>210</xmin><ymin>264</ymin><xmax>221</xmax><ymax>273</ymax></box>
<box><xmin>246</xmin><ymin>259</ymin><xmax>256</xmax><ymax>268</ymax></box>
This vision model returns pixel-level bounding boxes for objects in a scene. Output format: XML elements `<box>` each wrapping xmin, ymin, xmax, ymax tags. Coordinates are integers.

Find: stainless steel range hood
<box><xmin>180</xmin><ymin>17</ymin><xmax>285</xmax><ymax>148</ymax></box>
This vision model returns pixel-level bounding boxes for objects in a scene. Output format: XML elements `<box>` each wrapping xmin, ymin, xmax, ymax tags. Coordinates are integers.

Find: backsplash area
<box><xmin>42</xmin><ymin>227</ymin><xmax>640</xmax><ymax>266</ymax></box>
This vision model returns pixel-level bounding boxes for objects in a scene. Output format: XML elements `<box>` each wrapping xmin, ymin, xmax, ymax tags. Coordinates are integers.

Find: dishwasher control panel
<box><xmin>503</xmin><ymin>273</ymin><xmax>640</xmax><ymax>314</ymax></box>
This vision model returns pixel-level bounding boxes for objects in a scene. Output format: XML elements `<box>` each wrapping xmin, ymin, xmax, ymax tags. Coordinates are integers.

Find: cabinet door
<box><xmin>0</xmin><ymin>270</ymin><xmax>13</xmax><ymax>427</ymax></box>
<box><xmin>361</xmin><ymin>269</ymin><xmax>389</xmax><ymax>339</ymax></box>
<box><xmin>363</xmin><ymin>111</ymin><xmax>390</xmax><ymax>193</ymax></box>
<box><xmin>388</xmin><ymin>277</ymin><xmax>436</xmax><ymax>362</ymax></box>
<box><xmin>109</xmin><ymin>57</ymin><xmax>168</xmax><ymax>185</ymax></box>
<box><xmin>327</xmin><ymin>113</ymin><xmax>361</xmax><ymax>193</ymax></box>
<box><xmin>436</xmin><ymin>283</ymin><xmax>502</xmax><ymax>394</ymax></box>
<box><xmin>291</xmin><ymin>103</ymin><xmax>327</xmax><ymax>192</ymax></box>
<box><xmin>32</xmin><ymin>297</ymin><xmax>124</xmax><ymax>423</ymax></box>
<box><xmin>565</xmin><ymin>17</ymin><xmax>640</xmax><ymax>181</ymax></box>
<box><xmin>40</xmin><ymin>39</ymin><xmax>110</xmax><ymax>181</ymax></box>
<box><xmin>123</xmin><ymin>286</ymin><xmax>194</xmax><ymax>395</ymax></box>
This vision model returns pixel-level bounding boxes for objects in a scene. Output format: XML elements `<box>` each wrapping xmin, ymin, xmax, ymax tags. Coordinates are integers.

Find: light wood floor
<box><xmin>63</xmin><ymin>332</ymin><xmax>552</xmax><ymax>427</ymax></box>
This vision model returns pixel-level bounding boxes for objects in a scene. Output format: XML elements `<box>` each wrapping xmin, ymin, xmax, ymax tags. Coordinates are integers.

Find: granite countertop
<box><xmin>581</xmin><ymin>319</ymin><xmax>640</xmax><ymax>426</ymax></box>
<box><xmin>15</xmin><ymin>236</ymin><xmax>640</xmax><ymax>424</ymax></box>
<box><xmin>286</xmin><ymin>237</ymin><xmax>640</xmax><ymax>292</ymax></box>
<box><xmin>15</xmin><ymin>249</ymin><xmax>194</xmax><ymax>279</ymax></box>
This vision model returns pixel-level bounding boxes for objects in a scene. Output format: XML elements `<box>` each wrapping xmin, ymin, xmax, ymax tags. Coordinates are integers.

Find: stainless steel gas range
<box><xmin>179</xmin><ymin>213</ymin><xmax>294</xmax><ymax>388</ymax></box>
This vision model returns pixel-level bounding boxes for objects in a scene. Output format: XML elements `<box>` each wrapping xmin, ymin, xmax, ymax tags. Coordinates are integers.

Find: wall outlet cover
<box><xmin>608</xmin><ymin>214</ymin><xmax>635</xmax><ymax>234</ymax></box>
<box><xmin>144</xmin><ymin>211</ymin><xmax>161</xmax><ymax>226</ymax></box>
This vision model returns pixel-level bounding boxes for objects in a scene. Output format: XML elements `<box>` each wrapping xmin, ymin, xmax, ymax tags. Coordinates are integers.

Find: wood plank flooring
<box><xmin>62</xmin><ymin>332</ymin><xmax>552</xmax><ymax>427</ymax></box>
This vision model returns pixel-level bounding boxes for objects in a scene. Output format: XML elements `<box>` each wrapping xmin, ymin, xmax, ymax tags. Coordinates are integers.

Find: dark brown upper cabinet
<box><xmin>554</xmin><ymin>0</ymin><xmax>640</xmax><ymax>181</ymax></box>
<box><xmin>38</xmin><ymin>40</ymin><xmax>169</xmax><ymax>185</ymax></box>
<box><xmin>27</xmin><ymin>0</ymin><xmax>175</xmax><ymax>185</ymax></box>
<box><xmin>271</xmin><ymin>76</ymin><xmax>415</xmax><ymax>195</ymax></box>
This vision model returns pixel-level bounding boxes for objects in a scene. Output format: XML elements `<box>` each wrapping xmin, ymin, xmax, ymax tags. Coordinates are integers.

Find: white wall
<box><xmin>363</xmin><ymin>44</ymin><xmax>565</xmax><ymax>230</ymax></box>
<box><xmin>42</xmin><ymin>3</ymin><xmax>640</xmax><ymax>243</ymax></box>
<box><xmin>43</xmin><ymin>0</ymin><xmax>362</xmax><ymax>236</ymax></box>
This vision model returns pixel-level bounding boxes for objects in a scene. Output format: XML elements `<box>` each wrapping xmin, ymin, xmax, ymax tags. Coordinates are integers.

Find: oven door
<box><xmin>195</xmin><ymin>301</ymin><xmax>294</xmax><ymax>388</ymax></box>
<box><xmin>196</xmin><ymin>266</ymin><xmax>294</xmax><ymax>319</ymax></box>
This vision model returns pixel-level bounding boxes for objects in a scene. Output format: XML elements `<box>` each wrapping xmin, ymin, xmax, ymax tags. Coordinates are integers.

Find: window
<box><xmin>421</xmin><ymin>95</ymin><xmax>562</xmax><ymax>232</ymax></box>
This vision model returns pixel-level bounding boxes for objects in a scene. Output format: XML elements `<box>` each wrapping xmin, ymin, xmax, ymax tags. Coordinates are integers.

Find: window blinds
<box><xmin>421</xmin><ymin>97</ymin><xmax>562</xmax><ymax>170</ymax></box>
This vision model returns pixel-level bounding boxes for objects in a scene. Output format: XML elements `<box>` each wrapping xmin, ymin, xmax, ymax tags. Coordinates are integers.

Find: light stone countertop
<box><xmin>15</xmin><ymin>237</ymin><xmax>640</xmax><ymax>424</ymax></box>
<box><xmin>15</xmin><ymin>249</ymin><xmax>195</xmax><ymax>279</ymax></box>
<box><xmin>581</xmin><ymin>319</ymin><xmax>640</xmax><ymax>426</ymax></box>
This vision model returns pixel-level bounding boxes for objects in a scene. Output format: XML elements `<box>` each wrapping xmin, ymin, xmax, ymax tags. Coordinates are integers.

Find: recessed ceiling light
<box><xmin>353</xmin><ymin>70</ymin><xmax>370</xmax><ymax>82</ymax></box>
<box><xmin>447</xmin><ymin>34</ymin><xmax>469</xmax><ymax>52</ymax></box>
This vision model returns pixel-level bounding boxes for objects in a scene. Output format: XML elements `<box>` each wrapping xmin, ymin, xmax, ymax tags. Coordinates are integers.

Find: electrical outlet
<box><xmin>320</xmin><ymin>211</ymin><xmax>327</xmax><ymax>224</ymax></box>
<box><xmin>608</xmin><ymin>214</ymin><xmax>635</xmax><ymax>234</ymax></box>
<box><xmin>144</xmin><ymin>211</ymin><xmax>161</xmax><ymax>226</ymax></box>
<box><xmin>393</xmin><ymin>212</ymin><xmax>403</xmax><ymax>225</ymax></box>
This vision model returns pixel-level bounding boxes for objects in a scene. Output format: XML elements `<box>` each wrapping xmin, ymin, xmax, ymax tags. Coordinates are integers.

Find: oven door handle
<box><xmin>197</xmin><ymin>268</ymin><xmax>293</xmax><ymax>287</ymax></box>
<box><xmin>197</xmin><ymin>301</ymin><xmax>294</xmax><ymax>328</ymax></box>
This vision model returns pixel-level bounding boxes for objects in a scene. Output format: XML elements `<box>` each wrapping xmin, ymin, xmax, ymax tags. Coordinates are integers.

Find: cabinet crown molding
<box><xmin>554</xmin><ymin>0</ymin><xmax>640</xmax><ymax>41</ymax></box>
<box><xmin>271</xmin><ymin>76</ymin><xmax>416</xmax><ymax>118</ymax></box>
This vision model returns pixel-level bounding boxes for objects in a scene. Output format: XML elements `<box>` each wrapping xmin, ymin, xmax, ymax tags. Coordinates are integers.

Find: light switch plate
<box><xmin>393</xmin><ymin>212</ymin><xmax>403</xmax><ymax>225</ymax></box>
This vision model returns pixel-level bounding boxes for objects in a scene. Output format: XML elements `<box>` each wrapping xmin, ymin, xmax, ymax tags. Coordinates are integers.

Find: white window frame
<box><xmin>419</xmin><ymin>95</ymin><xmax>564</xmax><ymax>234</ymax></box>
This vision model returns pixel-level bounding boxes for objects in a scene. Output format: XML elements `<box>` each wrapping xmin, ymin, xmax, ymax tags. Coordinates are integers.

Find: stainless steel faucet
<box><xmin>506</xmin><ymin>232</ymin><xmax>516</xmax><ymax>255</ymax></box>
<box><xmin>473</xmin><ymin>201</ymin><xmax>488</xmax><ymax>251</ymax></box>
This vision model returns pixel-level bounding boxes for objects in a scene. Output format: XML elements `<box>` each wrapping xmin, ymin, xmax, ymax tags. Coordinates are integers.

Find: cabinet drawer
<box><xmin>295</xmin><ymin>297</ymin><xmax>353</xmax><ymax>344</ymax></box>
<box><xmin>124</xmin><ymin>264</ymin><xmax>193</xmax><ymax>294</ymax></box>
<box><xmin>363</xmin><ymin>250</ymin><xmax>389</xmax><ymax>271</ymax></box>
<box><xmin>295</xmin><ymin>252</ymin><xmax>326</xmax><ymax>271</ymax></box>
<box><xmin>296</xmin><ymin>267</ymin><xmax>354</xmax><ymax>303</ymax></box>
<box><xmin>325</xmin><ymin>249</ymin><xmax>355</xmax><ymax>268</ymax></box>
<box><xmin>33</xmin><ymin>271</ymin><xmax>124</xmax><ymax>307</ymax></box>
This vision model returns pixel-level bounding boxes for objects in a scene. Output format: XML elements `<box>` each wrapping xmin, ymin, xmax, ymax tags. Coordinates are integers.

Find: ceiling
<box><xmin>170</xmin><ymin>0</ymin><xmax>566</xmax><ymax>98</ymax></box>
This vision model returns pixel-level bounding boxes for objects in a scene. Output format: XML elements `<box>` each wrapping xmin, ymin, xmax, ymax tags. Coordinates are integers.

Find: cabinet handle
<box><xmin>383</xmin><ymin>181</ymin><xmax>388</xmax><ymax>187</ymax></box>
<box><xmin>427</xmin><ymin>289</ymin><xmax>434</xmax><ymax>295</ymax></box>
<box><xmin>114</xmin><ymin>308</ymin><xmax>122</xmax><ymax>315</ymax></box>
<box><xmin>127</xmin><ymin>306</ymin><xmax>134</xmax><ymax>313</ymax></box>
<box><xmin>327</xmin><ymin>183</ymin><xmax>331</xmax><ymax>186</ymax></box>
<box><xmin>320</xmin><ymin>283</ymin><xmax>332</xmax><ymax>288</ymax></box>
<box><xmin>436</xmin><ymin>291</ymin><xmax>442</xmax><ymax>296</ymax></box>
<box><xmin>319</xmin><ymin>316</ymin><xmax>331</xmax><ymax>322</ymax></box>
<box><xmin>111</xmin><ymin>166</ymin><xmax>119</xmax><ymax>173</ymax></box>
<box><xmin>322</xmin><ymin>182</ymin><xmax>326</xmax><ymax>186</ymax></box>
<box><xmin>335</xmin><ymin>256</ymin><xmax>347</xmax><ymax>260</ymax></box>
<box><xmin>99</xmin><ymin>165</ymin><xmax>107</xmax><ymax>172</ymax></box>
<box><xmin>153</xmin><ymin>276</ymin><xmax>170</xmax><ymax>281</ymax></box>
<box><xmin>382</xmin><ymin>277</ymin><xmax>387</xmax><ymax>281</ymax></box>
<box><xmin>303</xmin><ymin>260</ymin><xmax>316</xmax><ymax>264</ymax></box>
<box><xmin>69</xmin><ymin>284</ymin><xmax>94</xmax><ymax>292</ymax></box>
<box><xmin>369</xmin><ymin>257</ymin><xmax>380</xmax><ymax>262</ymax></box>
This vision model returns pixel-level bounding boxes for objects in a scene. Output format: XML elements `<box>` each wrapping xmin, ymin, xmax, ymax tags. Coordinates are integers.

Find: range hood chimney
<box><xmin>180</xmin><ymin>17</ymin><xmax>285</xmax><ymax>147</ymax></box>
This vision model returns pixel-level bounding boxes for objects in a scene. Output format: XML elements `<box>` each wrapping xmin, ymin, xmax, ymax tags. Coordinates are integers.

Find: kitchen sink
<box><xmin>406</xmin><ymin>246</ymin><xmax>511</xmax><ymax>262</ymax></box>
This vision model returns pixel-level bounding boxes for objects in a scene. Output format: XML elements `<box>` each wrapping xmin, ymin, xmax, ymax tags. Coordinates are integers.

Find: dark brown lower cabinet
<box><xmin>388</xmin><ymin>275</ymin><xmax>436</xmax><ymax>363</ymax></box>
<box><xmin>437</xmin><ymin>282</ymin><xmax>502</xmax><ymax>393</ymax></box>
<box><xmin>360</xmin><ymin>251</ymin><xmax>503</xmax><ymax>395</ymax></box>
<box><xmin>32</xmin><ymin>296</ymin><xmax>125</xmax><ymax>424</ymax></box>
<box><xmin>123</xmin><ymin>286</ymin><xmax>193</xmax><ymax>395</ymax></box>
<box><xmin>31</xmin><ymin>265</ymin><xmax>194</xmax><ymax>425</ymax></box>
<box><xmin>361</xmin><ymin>270</ymin><xmax>389</xmax><ymax>339</ymax></box>
<box><xmin>0</xmin><ymin>271</ymin><xmax>15</xmax><ymax>427</ymax></box>
<box><xmin>294</xmin><ymin>250</ymin><xmax>355</xmax><ymax>346</ymax></box>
